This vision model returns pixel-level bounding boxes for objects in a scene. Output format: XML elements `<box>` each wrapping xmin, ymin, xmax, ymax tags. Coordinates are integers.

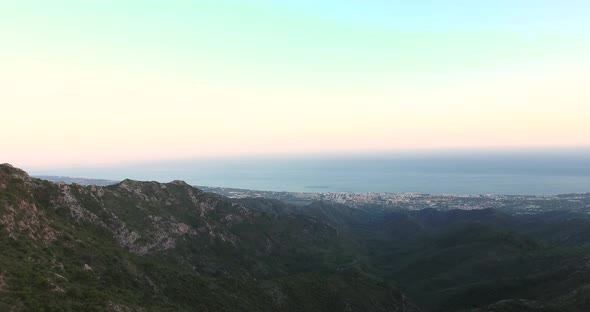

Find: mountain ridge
<box><xmin>3</xmin><ymin>163</ymin><xmax>590</xmax><ymax>311</ymax></box>
<box><xmin>1</xmin><ymin>163</ymin><xmax>418</xmax><ymax>311</ymax></box>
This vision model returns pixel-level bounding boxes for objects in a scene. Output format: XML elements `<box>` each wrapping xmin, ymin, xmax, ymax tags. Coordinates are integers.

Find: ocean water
<box><xmin>30</xmin><ymin>151</ymin><xmax>590</xmax><ymax>195</ymax></box>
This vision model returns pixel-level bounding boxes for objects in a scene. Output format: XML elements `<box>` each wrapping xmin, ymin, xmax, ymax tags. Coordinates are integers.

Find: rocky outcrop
<box><xmin>0</xmin><ymin>200</ymin><xmax>57</xmax><ymax>242</ymax></box>
<box><xmin>1</xmin><ymin>163</ymin><xmax>331</xmax><ymax>258</ymax></box>
<box><xmin>0</xmin><ymin>164</ymin><xmax>57</xmax><ymax>243</ymax></box>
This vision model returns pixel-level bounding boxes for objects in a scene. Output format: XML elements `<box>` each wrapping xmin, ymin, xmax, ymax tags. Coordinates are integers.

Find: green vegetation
<box><xmin>1</xmin><ymin>164</ymin><xmax>590</xmax><ymax>311</ymax></box>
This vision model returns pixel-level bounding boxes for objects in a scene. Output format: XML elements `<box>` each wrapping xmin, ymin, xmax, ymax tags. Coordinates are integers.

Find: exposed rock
<box><xmin>0</xmin><ymin>200</ymin><xmax>56</xmax><ymax>243</ymax></box>
<box><xmin>170</xmin><ymin>180</ymin><xmax>190</xmax><ymax>187</ymax></box>
<box><xmin>54</xmin><ymin>183</ymin><xmax>103</xmax><ymax>224</ymax></box>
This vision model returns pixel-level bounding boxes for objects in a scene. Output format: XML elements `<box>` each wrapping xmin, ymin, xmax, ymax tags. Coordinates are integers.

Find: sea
<box><xmin>29</xmin><ymin>150</ymin><xmax>590</xmax><ymax>196</ymax></box>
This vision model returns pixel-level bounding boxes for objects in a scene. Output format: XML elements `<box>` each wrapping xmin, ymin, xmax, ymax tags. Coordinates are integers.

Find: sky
<box><xmin>2</xmin><ymin>0</ymin><xmax>590</xmax><ymax>169</ymax></box>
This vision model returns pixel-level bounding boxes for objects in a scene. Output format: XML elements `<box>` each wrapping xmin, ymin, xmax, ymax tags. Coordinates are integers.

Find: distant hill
<box><xmin>33</xmin><ymin>175</ymin><xmax>119</xmax><ymax>186</ymax></box>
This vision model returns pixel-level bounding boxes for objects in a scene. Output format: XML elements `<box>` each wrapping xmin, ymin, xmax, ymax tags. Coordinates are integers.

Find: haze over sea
<box><xmin>29</xmin><ymin>150</ymin><xmax>590</xmax><ymax>196</ymax></box>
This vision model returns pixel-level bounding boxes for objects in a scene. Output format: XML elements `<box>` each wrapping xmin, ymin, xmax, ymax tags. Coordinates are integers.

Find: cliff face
<box><xmin>0</xmin><ymin>163</ymin><xmax>417</xmax><ymax>312</ymax></box>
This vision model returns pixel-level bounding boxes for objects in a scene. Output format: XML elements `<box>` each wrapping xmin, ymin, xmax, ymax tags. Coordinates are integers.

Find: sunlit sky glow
<box><xmin>2</xmin><ymin>0</ymin><xmax>590</xmax><ymax>169</ymax></box>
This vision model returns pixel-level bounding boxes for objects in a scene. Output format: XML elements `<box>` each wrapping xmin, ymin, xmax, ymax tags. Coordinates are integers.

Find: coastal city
<box><xmin>198</xmin><ymin>186</ymin><xmax>590</xmax><ymax>214</ymax></box>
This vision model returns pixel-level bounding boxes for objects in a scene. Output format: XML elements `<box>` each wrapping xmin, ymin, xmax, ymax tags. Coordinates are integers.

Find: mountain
<box><xmin>0</xmin><ymin>163</ymin><xmax>417</xmax><ymax>311</ymax></box>
<box><xmin>2</xmin><ymin>163</ymin><xmax>590</xmax><ymax>311</ymax></box>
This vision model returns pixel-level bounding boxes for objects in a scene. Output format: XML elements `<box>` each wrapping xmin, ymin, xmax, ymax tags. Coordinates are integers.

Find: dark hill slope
<box><xmin>240</xmin><ymin>199</ymin><xmax>590</xmax><ymax>312</ymax></box>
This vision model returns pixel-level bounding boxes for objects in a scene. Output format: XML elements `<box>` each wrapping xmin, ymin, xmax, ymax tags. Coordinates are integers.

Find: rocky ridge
<box><xmin>0</xmin><ymin>163</ymin><xmax>417</xmax><ymax>311</ymax></box>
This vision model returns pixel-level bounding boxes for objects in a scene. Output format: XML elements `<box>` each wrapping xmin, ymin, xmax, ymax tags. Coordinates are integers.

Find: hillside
<box><xmin>2</xmin><ymin>163</ymin><xmax>590</xmax><ymax>311</ymax></box>
<box><xmin>0</xmin><ymin>163</ymin><xmax>416</xmax><ymax>311</ymax></box>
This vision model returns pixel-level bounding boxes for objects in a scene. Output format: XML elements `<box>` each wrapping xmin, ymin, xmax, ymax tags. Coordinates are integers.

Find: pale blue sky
<box><xmin>1</xmin><ymin>0</ymin><xmax>590</xmax><ymax>168</ymax></box>
<box><xmin>262</xmin><ymin>0</ymin><xmax>590</xmax><ymax>31</ymax></box>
